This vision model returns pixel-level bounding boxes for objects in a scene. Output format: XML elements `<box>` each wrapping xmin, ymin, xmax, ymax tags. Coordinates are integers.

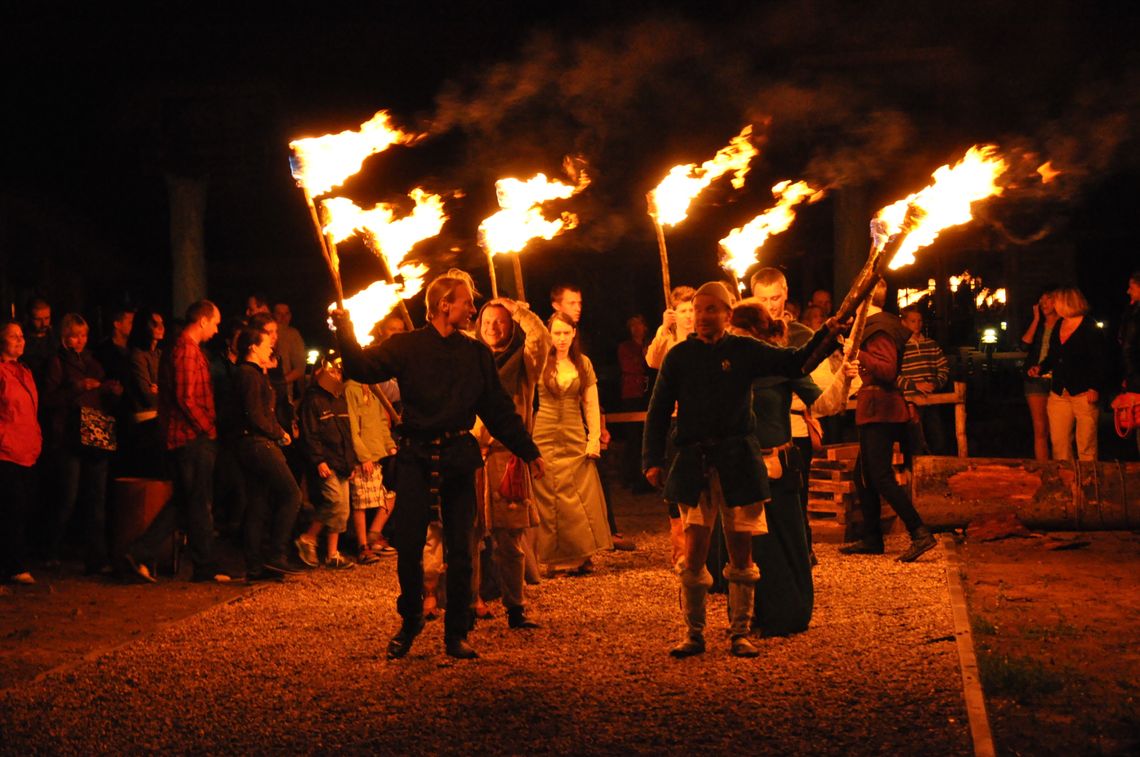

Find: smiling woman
<box><xmin>0</xmin><ymin>320</ymin><xmax>42</xmax><ymax>585</ymax></box>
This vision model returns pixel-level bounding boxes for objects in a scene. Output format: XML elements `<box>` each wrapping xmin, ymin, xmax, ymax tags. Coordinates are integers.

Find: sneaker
<box><xmin>263</xmin><ymin>557</ymin><xmax>305</xmax><ymax>575</ymax></box>
<box><xmin>611</xmin><ymin>533</ymin><xmax>637</xmax><ymax>552</ymax></box>
<box><xmin>124</xmin><ymin>553</ymin><xmax>157</xmax><ymax>584</ymax></box>
<box><xmin>838</xmin><ymin>539</ymin><xmax>885</xmax><ymax>555</ymax></box>
<box><xmin>324</xmin><ymin>552</ymin><xmax>355</xmax><ymax>570</ymax></box>
<box><xmin>897</xmin><ymin>528</ymin><xmax>937</xmax><ymax>563</ymax></box>
<box><xmin>294</xmin><ymin>537</ymin><xmax>319</xmax><ymax>568</ymax></box>
<box><xmin>10</xmin><ymin>572</ymin><xmax>35</xmax><ymax>585</ymax></box>
<box><xmin>246</xmin><ymin>570</ymin><xmax>285</xmax><ymax>584</ymax></box>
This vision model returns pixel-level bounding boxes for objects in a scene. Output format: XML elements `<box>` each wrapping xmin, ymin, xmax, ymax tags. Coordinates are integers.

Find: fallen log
<box><xmin>911</xmin><ymin>456</ymin><xmax>1140</xmax><ymax>530</ymax></box>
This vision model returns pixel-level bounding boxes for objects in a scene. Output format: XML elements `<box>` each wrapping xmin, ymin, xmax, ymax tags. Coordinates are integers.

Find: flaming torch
<box><xmin>718</xmin><ymin>180</ymin><xmax>824</xmax><ymax>294</ymax></box>
<box><xmin>478</xmin><ymin>161</ymin><xmax>590</xmax><ymax>301</ymax></box>
<box><xmin>321</xmin><ymin>189</ymin><xmax>447</xmax><ymax>336</ymax></box>
<box><xmin>288</xmin><ymin>110</ymin><xmax>425</xmax><ymax>306</ymax></box>
<box><xmin>805</xmin><ymin>145</ymin><xmax>1010</xmax><ymax>370</ymax></box>
<box><xmin>647</xmin><ymin>125</ymin><xmax>757</xmax><ymax>304</ymax></box>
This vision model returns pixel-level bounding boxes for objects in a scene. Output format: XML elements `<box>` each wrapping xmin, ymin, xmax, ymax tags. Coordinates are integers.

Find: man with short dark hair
<box><xmin>840</xmin><ymin>281</ymin><xmax>936</xmax><ymax>563</ymax></box>
<box><xmin>334</xmin><ymin>274</ymin><xmax>545</xmax><ymax>660</ymax></box>
<box><xmin>644</xmin><ymin>281</ymin><xmax>838</xmax><ymax>658</ymax></box>
<box><xmin>272</xmin><ymin>302</ymin><xmax>306</xmax><ymax>402</ymax></box>
<box><xmin>126</xmin><ymin>300</ymin><xmax>235</xmax><ymax>583</ymax></box>
<box><xmin>21</xmin><ymin>298</ymin><xmax>55</xmax><ymax>385</ymax></box>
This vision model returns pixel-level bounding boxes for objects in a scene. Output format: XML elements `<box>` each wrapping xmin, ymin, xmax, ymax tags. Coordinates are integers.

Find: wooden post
<box><xmin>312</xmin><ymin>201</ymin><xmax>345</xmax><ymax>309</ymax></box>
<box><xmin>953</xmin><ymin>380</ymin><xmax>968</xmax><ymax>457</ymax></box>
<box><xmin>510</xmin><ymin>253</ymin><xmax>526</xmax><ymax>302</ymax></box>
<box><xmin>647</xmin><ymin>192</ymin><xmax>672</xmax><ymax>306</ymax></box>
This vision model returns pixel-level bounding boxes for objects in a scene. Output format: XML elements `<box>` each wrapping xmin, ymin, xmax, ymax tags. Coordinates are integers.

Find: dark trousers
<box><xmin>854</xmin><ymin>422</ymin><xmax>924</xmax><ymax>537</ymax></box>
<box><xmin>392</xmin><ymin>455</ymin><xmax>477</xmax><ymax>639</ymax></box>
<box><xmin>237</xmin><ymin>437</ymin><xmax>301</xmax><ymax>571</ymax></box>
<box><xmin>0</xmin><ymin>460</ymin><xmax>34</xmax><ymax>576</ymax></box>
<box><xmin>792</xmin><ymin>435</ymin><xmax>814</xmax><ymax>547</ymax></box>
<box><xmin>130</xmin><ymin>435</ymin><xmax>219</xmax><ymax>576</ymax></box>
<box><xmin>51</xmin><ymin>448</ymin><xmax>109</xmax><ymax>569</ymax></box>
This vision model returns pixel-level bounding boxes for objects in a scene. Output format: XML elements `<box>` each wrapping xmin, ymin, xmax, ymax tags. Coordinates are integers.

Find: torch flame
<box><xmin>322</xmin><ymin>189</ymin><xmax>447</xmax><ymax>262</ymax></box>
<box><xmin>334</xmin><ymin>263</ymin><xmax>428</xmax><ymax>346</ymax></box>
<box><xmin>478</xmin><ymin>170</ymin><xmax>591</xmax><ymax>256</ymax></box>
<box><xmin>876</xmin><ymin>145</ymin><xmax>1009</xmax><ymax>270</ymax></box>
<box><xmin>649</xmin><ymin>125</ymin><xmax>758</xmax><ymax>227</ymax></box>
<box><xmin>289</xmin><ymin>111</ymin><xmax>423</xmax><ymax>197</ymax></box>
<box><xmin>321</xmin><ymin>189</ymin><xmax>446</xmax><ymax>343</ymax></box>
<box><xmin>1037</xmin><ymin>161</ymin><xmax>1060</xmax><ymax>184</ymax></box>
<box><xmin>718</xmin><ymin>180</ymin><xmax>825</xmax><ymax>286</ymax></box>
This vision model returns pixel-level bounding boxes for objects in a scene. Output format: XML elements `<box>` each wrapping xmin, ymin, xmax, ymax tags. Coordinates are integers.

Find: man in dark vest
<box><xmin>333</xmin><ymin>273</ymin><xmax>544</xmax><ymax>660</ymax></box>
<box><xmin>839</xmin><ymin>279</ymin><xmax>936</xmax><ymax>562</ymax></box>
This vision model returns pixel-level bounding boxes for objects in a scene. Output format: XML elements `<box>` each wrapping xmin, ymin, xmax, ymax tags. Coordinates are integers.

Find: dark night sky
<box><xmin>3</xmin><ymin>1</ymin><xmax>1138</xmax><ymax>370</ymax></box>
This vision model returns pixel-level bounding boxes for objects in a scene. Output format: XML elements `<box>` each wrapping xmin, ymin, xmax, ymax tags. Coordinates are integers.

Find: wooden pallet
<box><xmin>805</xmin><ymin>442</ymin><xmax>906</xmax><ymax>543</ymax></box>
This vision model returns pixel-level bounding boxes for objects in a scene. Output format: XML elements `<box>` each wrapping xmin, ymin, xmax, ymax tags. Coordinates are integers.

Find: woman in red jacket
<box><xmin>1</xmin><ymin>320</ymin><xmax>43</xmax><ymax>584</ymax></box>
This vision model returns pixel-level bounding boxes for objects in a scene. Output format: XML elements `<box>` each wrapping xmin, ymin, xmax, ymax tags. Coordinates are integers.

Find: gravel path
<box><xmin>1</xmin><ymin>496</ymin><xmax>971</xmax><ymax>756</ymax></box>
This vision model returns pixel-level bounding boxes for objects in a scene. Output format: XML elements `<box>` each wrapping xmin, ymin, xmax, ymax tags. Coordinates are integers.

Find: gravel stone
<box><xmin>1</xmin><ymin>505</ymin><xmax>971</xmax><ymax>756</ymax></box>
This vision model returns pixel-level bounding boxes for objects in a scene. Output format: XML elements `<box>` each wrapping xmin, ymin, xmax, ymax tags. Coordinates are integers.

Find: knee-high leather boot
<box><xmin>671</xmin><ymin>558</ymin><xmax>713</xmax><ymax>658</ymax></box>
<box><xmin>724</xmin><ymin>563</ymin><xmax>761</xmax><ymax>658</ymax></box>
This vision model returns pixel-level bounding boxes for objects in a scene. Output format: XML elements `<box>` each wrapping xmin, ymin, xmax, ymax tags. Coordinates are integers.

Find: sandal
<box><xmin>356</xmin><ymin>547</ymin><xmax>381</xmax><ymax>566</ymax></box>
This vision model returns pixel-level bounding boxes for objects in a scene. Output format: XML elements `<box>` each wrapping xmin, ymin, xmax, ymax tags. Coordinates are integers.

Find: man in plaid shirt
<box><xmin>126</xmin><ymin>300</ymin><xmax>235</xmax><ymax>583</ymax></box>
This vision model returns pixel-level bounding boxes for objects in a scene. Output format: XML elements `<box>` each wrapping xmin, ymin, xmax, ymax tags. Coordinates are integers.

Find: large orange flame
<box><xmin>876</xmin><ymin>145</ymin><xmax>1009</xmax><ymax>270</ymax></box>
<box><xmin>322</xmin><ymin>189</ymin><xmax>447</xmax><ymax>261</ymax></box>
<box><xmin>478</xmin><ymin>169</ymin><xmax>591</xmax><ymax>256</ymax></box>
<box><xmin>335</xmin><ymin>263</ymin><xmax>428</xmax><ymax>346</ymax></box>
<box><xmin>649</xmin><ymin>125</ymin><xmax>757</xmax><ymax>227</ymax></box>
<box><xmin>718</xmin><ymin>180</ymin><xmax>824</xmax><ymax>287</ymax></box>
<box><xmin>289</xmin><ymin>111</ymin><xmax>423</xmax><ymax>197</ymax></box>
<box><xmin>321</xmin><ymin>189</ymin><xmax>445</xmax><ymax>340</ymax></box>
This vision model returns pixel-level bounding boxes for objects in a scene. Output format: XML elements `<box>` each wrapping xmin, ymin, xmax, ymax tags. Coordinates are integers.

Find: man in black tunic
<box><xmin>333</xmin><ymin>273</ymin><xmax>544</xmax><ymax>660</ymax></box>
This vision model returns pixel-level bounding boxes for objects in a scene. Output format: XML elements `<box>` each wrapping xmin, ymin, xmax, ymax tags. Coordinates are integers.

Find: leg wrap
<box><xmin>723</xmin><ymin>563</ymin><xmax>760</xmax><ymax>639</ymax></box>
<box><xmin>677</xmin><ymin>558</ymin><xmax>713</xmax><ymax>638</ymax></box>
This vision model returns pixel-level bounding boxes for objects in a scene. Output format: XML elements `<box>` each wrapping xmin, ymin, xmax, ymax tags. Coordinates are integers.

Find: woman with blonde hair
<box><xmin>42</xmin><ymin>313</ymin><xmax>122</xmax><ymax>573</ymax></box>
<box><xmin>532</xmin><ymin>311</ymin><xmax>612</xmax><ymax>573</ymax></box>
<box><xmin>1030</xmin><ymin>286</ymin><xmax>1106</xmax><ymax>461</ymax></box>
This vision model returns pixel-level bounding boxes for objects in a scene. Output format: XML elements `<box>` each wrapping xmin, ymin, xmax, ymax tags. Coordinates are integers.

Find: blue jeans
<box><xmin>129</xmin><ymin>435</ymin><xmax>219</xmax><ymax>576</ymax></box>
<box><xmin>238</xmin><ymin>436</ymin><xmax>301</xmax><ymax>570</ymax></box>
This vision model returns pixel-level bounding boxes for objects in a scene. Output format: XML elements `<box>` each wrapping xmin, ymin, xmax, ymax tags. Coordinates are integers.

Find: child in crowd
<box><xmin>296</xmin><ymin>357</ymin><xmax>358</xmax><ymax>569</ymax></box>
<box><xmin>345</xmin><ymin>378</ymin><xmax>398</xmax><ymax>564</ymax></box>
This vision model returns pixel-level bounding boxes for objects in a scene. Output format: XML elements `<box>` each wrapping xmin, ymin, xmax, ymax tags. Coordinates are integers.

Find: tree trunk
<box><xmin>833</xmin><ymin>185</ymin><xmax>870</xmax><ymax>302</ymax></box>
<box><xmin>167</xmin><ymin>174</ymin><xmax>207</xmax><ymax>317</ymax></box>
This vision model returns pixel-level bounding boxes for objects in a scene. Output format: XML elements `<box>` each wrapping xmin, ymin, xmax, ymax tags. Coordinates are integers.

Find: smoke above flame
<box><xmin>876</xmin><ymin>145</ymin><xmax>1009</xmax><ymax>270</ymax></box>
<box><xmin>718</xmin><ymin>180</ymin><xmax>825</xmax><ymax>286</ymax></box>
<box><xmin>289</xmin><ymin>111</ymin><xmax>424</xmax><ymax>197</ymax></box>
<box><xmin>649</xmin><ymin>125</ymin><xmax>758</xmax><ymax>227</ymax></box>
<box><xmin>479</xmin><ymin>165</ymin><xmax>591</xmax><ymax>255</ymax></box>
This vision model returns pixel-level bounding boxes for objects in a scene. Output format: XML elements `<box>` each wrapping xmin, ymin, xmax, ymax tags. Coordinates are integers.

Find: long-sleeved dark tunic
<box><xmin>338</xmin><ymin>322</ymin><xmax>540</xmax><ymax>463</ymax></box>
<box><xmin>642</xmin><ymin>328</ymin><xmax>832</xmax><ymax>507</ymax></box>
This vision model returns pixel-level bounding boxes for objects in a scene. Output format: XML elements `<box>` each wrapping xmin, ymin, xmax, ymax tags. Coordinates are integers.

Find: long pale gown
<box><xmin>532</xmin><ymin>355</ymin><xmax>613</xmax><ymax>566</ymax></box>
